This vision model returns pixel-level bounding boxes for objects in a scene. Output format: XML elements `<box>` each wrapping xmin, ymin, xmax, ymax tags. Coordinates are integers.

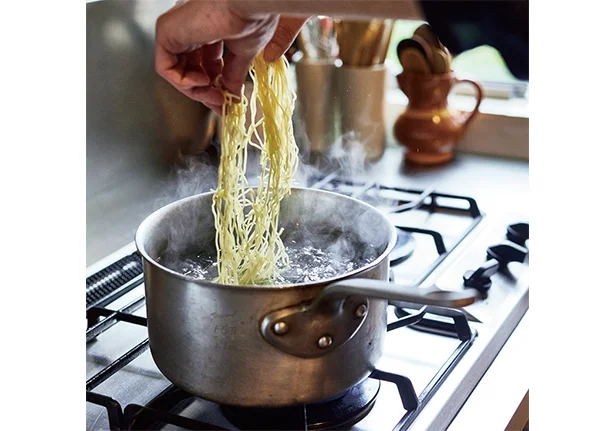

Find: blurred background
<box><xmin>387</xmin><ymin>21</ymin><xmax>521</xmax><ymax>84</ymax></box>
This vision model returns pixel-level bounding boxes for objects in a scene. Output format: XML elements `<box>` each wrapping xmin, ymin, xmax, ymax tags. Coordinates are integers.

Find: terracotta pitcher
<box><xmin>394</xmin><ymin>72</ymin><xmax>483</xmax><ymax>165</ymax></box>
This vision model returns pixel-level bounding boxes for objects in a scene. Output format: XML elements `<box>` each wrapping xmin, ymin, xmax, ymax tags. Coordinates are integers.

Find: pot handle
<box><xmin>316</xmin><ymin>278</ymin><xmax>477</xmax><ymax>308</ymax></box>
<box><xmin>260</xmin><ymin>279</ymin><xmax>478</xmax><ymax>358</ymax></box>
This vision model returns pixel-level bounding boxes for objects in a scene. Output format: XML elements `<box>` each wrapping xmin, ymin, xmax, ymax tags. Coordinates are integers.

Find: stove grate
<box><xmin>86</xmin><ymin>287</ymin><xmax>475</xmax><ymax>431</ymax></box>
<box><xmin>86</xmin><ymin>178</ymin><xmax>482</xmax><ymax>431</ymax></box>
<box><xmin>306</xmin><ymin>174</ymin><xmax>482</xmax><ymax>218</ymax></box>
<box><xmin>87</xmin><ymin>252</ymin><xmax>143</xmax><ymax>308</ymax></box>
<box><xmin>306</xmin><ymin>174</ymin><xmax>484</xmax><ymax>285</ymax></box>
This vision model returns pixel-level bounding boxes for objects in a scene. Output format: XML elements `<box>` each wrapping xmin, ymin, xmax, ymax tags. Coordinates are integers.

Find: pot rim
<box><xmin>135</xmin><ymin>187</ymin><xmax>397</xmax><ymax>291</ymax></box>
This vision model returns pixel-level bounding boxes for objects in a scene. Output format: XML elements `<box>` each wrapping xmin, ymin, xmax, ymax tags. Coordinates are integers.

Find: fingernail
<box><xmin>264</xmin><ymin>42</ymin><xmax>282</xmax><ymax>62</ymax></box>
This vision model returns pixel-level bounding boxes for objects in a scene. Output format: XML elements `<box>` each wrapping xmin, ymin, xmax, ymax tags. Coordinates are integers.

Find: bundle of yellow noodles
<box><xmin>212</xmin><ymin>53</ymin><xmax>299</xmax><ymax>285</ymax></box>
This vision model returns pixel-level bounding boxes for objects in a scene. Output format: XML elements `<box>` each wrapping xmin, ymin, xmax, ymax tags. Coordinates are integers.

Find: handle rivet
<box><xmin>318</xmin><ymin>335</ymin><xmax>333</xmax><ymax>348</ymax></box>
<box><xmin>355</xmin><ymin>304</ymin><xmax>368</xmax><ymax>318</ymax></box>
<box><xmin>273</xmin><ymin>321</ymin><xmax>289</xmax><ymax>335</ymax></box>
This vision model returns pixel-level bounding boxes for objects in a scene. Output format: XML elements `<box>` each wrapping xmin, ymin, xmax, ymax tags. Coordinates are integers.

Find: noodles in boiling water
<box><xmin>212</xmin><ymin>53</ymin><xmax>299</xmax><ymax>285</ymax></box>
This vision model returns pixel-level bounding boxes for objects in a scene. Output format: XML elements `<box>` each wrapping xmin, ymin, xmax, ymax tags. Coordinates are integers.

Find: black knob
<box><xmin>506</xmin><ymin>223</ymin><xmax>529</xmax><ymax>246</ymax></box>
<box><xmin>463</xmin><ymin>259</ymin><xmax>500</xmax><ymax>297</ymax></box>
<box><xmin>487</xmin><ymin>241</ymin><xmax>528</xmax><ymax>270</ymax></box>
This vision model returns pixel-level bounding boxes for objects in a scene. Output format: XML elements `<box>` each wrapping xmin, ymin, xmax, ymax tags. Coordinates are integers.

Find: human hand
<box><xmin>155</xmin><ymin>0</ymin><xmax>307</xmax><ymax>114</ymax></box>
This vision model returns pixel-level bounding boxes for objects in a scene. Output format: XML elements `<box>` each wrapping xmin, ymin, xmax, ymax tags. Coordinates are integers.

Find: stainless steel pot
<box><xmin>135</xmin><ymin>188</ymin><xmax>476</xmax><ymax>407</ymax></box>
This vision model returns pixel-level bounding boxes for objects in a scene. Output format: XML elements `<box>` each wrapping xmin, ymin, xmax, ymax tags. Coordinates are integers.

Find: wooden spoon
<box><xmin>400</xmin><ymin>48</ymin><xmax>432</xmax><ymax>74</ymax></box>
<box><xmin>374</xmin><ymin>20</ymin><xmax>395</xmax><ymax>64</ymax></box>
<box><xmin>431</xmin><ymin>48</ymin><xmax>450</xmax><ymax>74</ymax></box>
<box><xmin>397</xmin><ymin>38</ymin><xmax>434</xmax><ymax>68</ymax></box>
<box><xmin>413</xmin><ymin>23</ymin><xmax>441</xmax><ymax>50</ymax></box>
<box><xmin>336</xmin><ymin>20</ymin><xmax>372</xmax><ymax>66</ymax></box>
<box><xmin>358</xmin><ymin>20</ymin><xmax>383</xmax><ymax>66</ymax></box>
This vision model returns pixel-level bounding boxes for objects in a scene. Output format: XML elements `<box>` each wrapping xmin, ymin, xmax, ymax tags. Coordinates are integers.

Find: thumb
<box><xmin>263</xmin><ymin>16</ymin><xmax>309</xmax><ymax>62</ymax></box>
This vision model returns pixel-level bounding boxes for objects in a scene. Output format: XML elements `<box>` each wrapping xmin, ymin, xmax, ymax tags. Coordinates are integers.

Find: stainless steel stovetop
<box><xmin>86</xmin><ymin>174</ymin><xmax>529</xmax><ymax>431</ymax></box>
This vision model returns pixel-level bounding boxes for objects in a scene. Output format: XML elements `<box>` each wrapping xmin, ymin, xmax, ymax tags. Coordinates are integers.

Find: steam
<box><xmin>152</xmin><ymin>152</ymin><xmax>219</xmax><ymax>266</ymax></box>
<box><xmin>153</xmin><ymin>153</ymin><xmax>218</xmax><ymax>211</ymax></box>
<box><xmin>278</xmin><ymin>185</ymin><xmax>387</xmax><ymax>281</ymax></box>
<box><xmin>152</xmin><ymin>120</ymin><xmax>391</xmax><ymax>284</ymax></box>
<box><xmin>294</xmin><ymin>130</ymin><xmax>370</xmax><ymax>187</ymax></box>
<box><xmin>283</xmin><ymin>127</ymin><xmax>391</xmax><ymax>278</ymax></box>
<box><xmin>294</xmin><ymin>127</ymin><xmax>391</xmax><ymax>211</ymax></box>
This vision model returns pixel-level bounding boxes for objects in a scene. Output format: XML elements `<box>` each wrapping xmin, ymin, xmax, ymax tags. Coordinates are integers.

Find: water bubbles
<box><xmin>273</xmin><ymin>245</ymin><xmax>374</xmax><ymax>284</ymax></box>
<box><xmin>166</xmin><ymin>244</ymin><xmax>376</xmax><ymax>286</ymax></box>
<box><xmin>176</xmin><ymin>253</ymin><xmax>218</xmax><ymax>279</ymax></box>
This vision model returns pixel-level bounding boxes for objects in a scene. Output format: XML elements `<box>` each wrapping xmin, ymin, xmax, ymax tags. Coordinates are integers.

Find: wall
<box><xmin>86</xmin><ymin>0</ymin><xmax>210</xmax><ymax>265</ymax></box>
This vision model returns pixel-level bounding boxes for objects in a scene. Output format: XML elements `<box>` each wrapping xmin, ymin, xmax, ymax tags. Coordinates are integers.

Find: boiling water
<box><xmin>162</xmin><ymin>241</ymin><xmax>377</xmax><ymax>285</ymax></box>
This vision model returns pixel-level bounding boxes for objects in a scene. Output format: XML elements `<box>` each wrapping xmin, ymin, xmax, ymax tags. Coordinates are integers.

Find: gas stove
<box><xmin>86</xmin><ymin>174</ymin><xmax>529</xmax><ymax>431</ymax></box>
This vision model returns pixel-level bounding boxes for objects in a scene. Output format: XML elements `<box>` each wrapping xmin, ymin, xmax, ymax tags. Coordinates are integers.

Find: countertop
<box><xmin>360</xmin><ymin>146</ymin><xmax>528</xmax><ymax>214</ymax></box>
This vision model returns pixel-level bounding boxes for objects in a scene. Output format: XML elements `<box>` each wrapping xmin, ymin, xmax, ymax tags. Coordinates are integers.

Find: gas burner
<box><xmin>221</xmin><ymin>378</ymin><xmax>380</xmax><ymax>430</ymax></box>
<box><xmin>391</xmin><ymin>228</ymin><xmax>415</xmax><ymax>265</ymax></box>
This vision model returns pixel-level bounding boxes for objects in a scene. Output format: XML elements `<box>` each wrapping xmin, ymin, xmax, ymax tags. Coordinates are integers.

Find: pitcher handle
<box><xmin>454</xmin><ymin>78</ymin><xmax>483</xmax><ymax>126</ymax></box>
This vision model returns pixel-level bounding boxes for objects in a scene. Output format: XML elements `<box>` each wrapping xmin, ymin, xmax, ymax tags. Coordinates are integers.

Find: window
<box><xmin>383</xmin><ymin>20</ymin><xmax>528</xmax><ymax>160</ymax></box>
<box><xmin>386</xmin><ymin>21</ymin><xmax>527</xmax><ymax>98</ymax></box>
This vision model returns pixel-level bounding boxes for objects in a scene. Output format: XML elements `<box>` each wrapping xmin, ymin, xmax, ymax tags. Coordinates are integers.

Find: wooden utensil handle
<box><xmin>454</xmin><ymin>78</ymin><xmax>483</xmax><ymax>126</ymax></box>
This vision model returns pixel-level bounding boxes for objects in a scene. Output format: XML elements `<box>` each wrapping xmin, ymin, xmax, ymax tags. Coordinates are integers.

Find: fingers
<box><xmin>263</xmin><ymin>16</ymin><xmax>309</xmax><ymax>62</ymax></box>
<box><xmin>155</xmin><ymin>1</ymin><xmax>234</xmax><ymax>91</ymax></box>
<box><xmin>221</xmin><ymin>13</ymin><xmax>279</xmax><ymax>93</ymax></box>
<box><xmin>155</xmin><ymin>1</ymin><xmax>232</xmax><ymax>53</ymax></box>
<box><xmin>155</xmin><ymin>43</ymin><xmax>212</xmax><ymax>92</ymax></box>
<box><xmin>201</xmin><ymin>42</ymin><xmax>224</xmax><ymax>81</ymax></box>
<box><xmin>222</xmin><ymin>52</ymin><xmax>255</xmax><ymax>95</ymax></box>
<box><xmin>190</xmin><ymin>87</ymin><xmax>224</xmax><ymax>115</ymax></box>
<box><xmin>155</xmin><ymin>39</ymin><xmax>226</xmax><ymax>110</ymax></box>
<box><xmin>205</xmin><ymin>104</ymin><xmax>223</xmax><ymax>116</ymax></box>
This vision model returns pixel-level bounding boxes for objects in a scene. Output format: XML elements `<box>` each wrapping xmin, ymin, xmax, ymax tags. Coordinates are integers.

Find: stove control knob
<box><xmin>487</xmin><ymin>241</ymin><xmax>528</xmax><ymax>269</ymax></box>
<box><xmin>463</xmin><ymin>259</ymin><xmax>500</xmax><ymax>297</ymax></box>
<box><xmin>506</xmin><ymin>222</ymin><xmax>529</xmax><ymax>246</ymax></box>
